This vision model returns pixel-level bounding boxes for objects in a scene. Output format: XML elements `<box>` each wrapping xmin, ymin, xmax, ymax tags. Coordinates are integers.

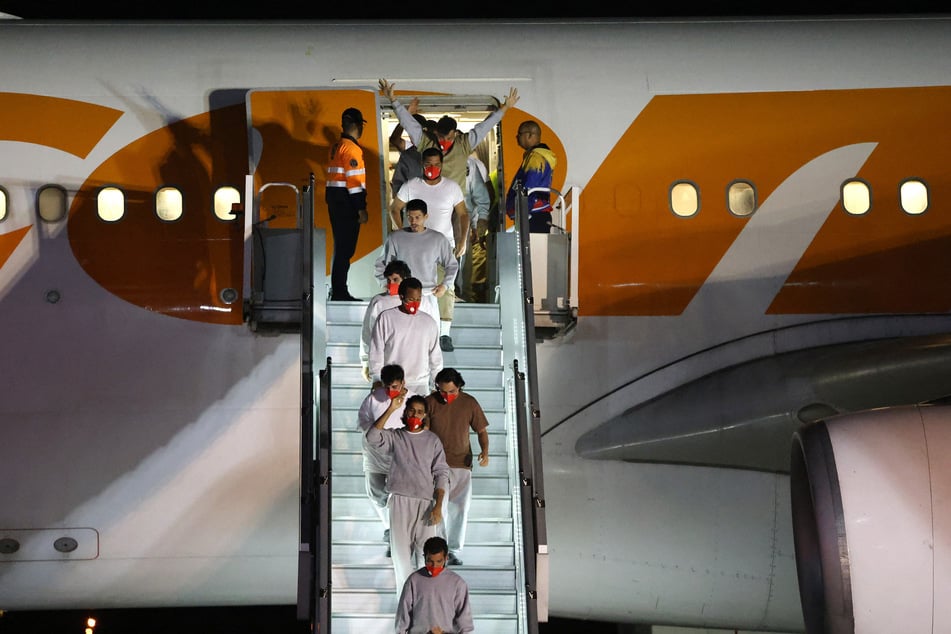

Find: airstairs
<box><xmin>247</xmin><ymin>175</ymin><xmax>548</xmax><ymax>633</ymax></box>
<box><xmin>326</xmin><ymin>299</ymin><xmax>519</xmax><ymax>632</ymax></box>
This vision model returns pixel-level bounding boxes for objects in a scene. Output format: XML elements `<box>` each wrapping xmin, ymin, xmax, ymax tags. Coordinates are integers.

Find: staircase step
<box><xmin>332</xmin><ymin>386</ymin><xmax>504</xmax><ymax>409</ymax></box>
<box><xmin>326</xmin><ymin>301</ymin><xmax>501</xmax><ymax>327</ymax></box>
<box><xmin>332</xmin><ymin>424</ymin><xmax>507</xmax><ymax>452</ymax></box>
<box><xmin>334</xmin><ymin>542</ymin><xmax>514</xmax><ymax>566</ymax></box>
<box><xmin>332</xmin><ymin>473</ymin><xmax>512</xmax><ymax>495</ymax></box>
<box><xmin>334</xmin><ymin>494</ymin><xmax>512</xmax><ymax>519</ymax></box>
<box><xmin>333</xmin><ymin>588</ymin><xmax>516</xmax><ymax>614</ymax></box>
<box><xmin>332</xmin><ymin>518</ymin><xmax>513</xmax><ymax>543</ymax></box>
<box><xmin>332</xmin><ymin>451</ymin><xmax>511</xmax><ymax>476</ymax></box>
<box><xmin>332</xmin><ymin>364</ymin><xmax>503</xmax><ymax>388</ymax></box>
<box><xmin>332</xmin><ymin>564</ymin><xmax>517</xmax><ymax>591</ymax></box>
<box><xmin>328</xmin><ymin>322</ymin><xmax>501</xmax><ymax>347</ymax></box>
<box><xmin>327</xmin><ymin>342</ymin><xmax>502</xmax><ymax>366</ymax></box>
<box><xmin>330</xmin><ymin>614</ymin><xmax>517</xmax><ymax>634</ymax></box>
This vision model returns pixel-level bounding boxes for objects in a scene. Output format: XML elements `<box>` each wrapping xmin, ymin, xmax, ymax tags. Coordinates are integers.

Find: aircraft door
<box><xmin>246</xmin><ymin>88</ymin><xmax>384</xmax><ymax>304</ymax></box>
<box><xmin>380</xmin><ymin>94</ymin><xmax>503</xmax><ymax>304</ymax></box>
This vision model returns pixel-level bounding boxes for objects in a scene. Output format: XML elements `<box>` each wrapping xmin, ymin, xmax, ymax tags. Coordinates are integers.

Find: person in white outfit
<box><xmin>368</xmin><ymin>277</ymin><xmax>442</xmax><ymax>396</ymax></box>
<box><xmin>366</xmin><ymin>394</ymin><xmax>450</xmax><ymax>592</ymax></box>
<box><xmin>361</xmin><ymin>260</ymin><xmax>413</xmax><ymax>383</ymax></box>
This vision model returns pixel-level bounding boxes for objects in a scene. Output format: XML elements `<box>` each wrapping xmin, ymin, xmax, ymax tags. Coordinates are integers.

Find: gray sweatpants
<box><xmin>388</xmin><ymin>493</ymin><xmax>444</xmax><ymax>591</ymax></box>
<box><xmin>364</xmin><ymin>471</ymin><xmax>389</xmax><ymax>532</ymax></box>
<box><xmin>445</xmin><ymin>467</ymin><xmax>472</xmax><ymax>557</ymax></box>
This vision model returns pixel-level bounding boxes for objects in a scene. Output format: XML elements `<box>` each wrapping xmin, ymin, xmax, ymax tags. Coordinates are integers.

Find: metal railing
<box><xmin>292</xmin><ymin>175</ymin><xmax>330</xmax><ymax>631</ymax></box>
<box><xmin>496</xmin><ymin>182</ymin><xmax>550</xmax><ymax>633</ymax></box>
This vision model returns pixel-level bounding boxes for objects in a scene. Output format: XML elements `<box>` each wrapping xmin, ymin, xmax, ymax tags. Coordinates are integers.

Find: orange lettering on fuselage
<box><xmin>581</xmin><ymin>86</ymin><xmax>951</xmax><ymax>317</ymax></box>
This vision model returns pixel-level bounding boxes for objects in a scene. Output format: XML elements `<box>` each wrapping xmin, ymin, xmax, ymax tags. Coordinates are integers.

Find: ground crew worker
<box><xmin>325</xmin><ymin>106</ymin><xmax>368</xmax><ymax>300</ymax></box>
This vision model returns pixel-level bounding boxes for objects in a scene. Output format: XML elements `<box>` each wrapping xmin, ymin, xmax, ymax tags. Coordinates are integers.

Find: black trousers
<box><xmin>328</xmin><ymin>203</ymin><xmax>360</xmax><ymax>294</ymax></box>
<box><xmin>529</xmin><ymin>211</ymin><xmax>552</xmax><ymax>233</ymax></box>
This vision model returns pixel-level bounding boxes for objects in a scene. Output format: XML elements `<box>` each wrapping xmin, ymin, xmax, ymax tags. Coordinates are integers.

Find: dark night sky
<box><xmin>0</xmin><ymin>1</ymin><xmax>948</xmax><ymax>20</ymax></box>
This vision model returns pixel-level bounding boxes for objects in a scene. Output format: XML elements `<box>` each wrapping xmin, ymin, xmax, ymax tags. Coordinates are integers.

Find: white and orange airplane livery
<box><xmin>2</xmin><ymin>14</ymin><xmax>951</xmax><ymax>634</ymax></box>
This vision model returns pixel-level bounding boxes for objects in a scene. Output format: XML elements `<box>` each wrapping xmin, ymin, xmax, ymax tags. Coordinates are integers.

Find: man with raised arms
<box><xmin>379</xmin><ymin>78</ymin><xmax>519</xmax><ymax>196</ymax></box>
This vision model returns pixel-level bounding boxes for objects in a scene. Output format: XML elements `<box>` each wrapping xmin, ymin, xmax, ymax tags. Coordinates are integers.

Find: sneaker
<box><xmin>382</xmin><ymin>529</ymin><xmax>389</xmax><ymax>543</ymax></box>
<box><xmin>447</xmin><ymin>553</ymin><xmax>463</xmax><ymax>566</ymax></box>
<box><xmin>330</xmin><ymin>291</ymin><xmax>361</xmax><ymax>301</ymax></box>
<box><xmin>439</xmin><ymin>335</ymin><xmax>454</xmax><ymax>352</ymax></box>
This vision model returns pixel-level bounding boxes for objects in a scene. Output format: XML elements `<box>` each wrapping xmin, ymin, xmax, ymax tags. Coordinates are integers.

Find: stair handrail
<box><xmin>496</xmin><ymin>181</ymin><xmax>549</xmax><ymax>633</ymax></box>
<box><xmin>296</xmin><ymin>174</ymin><xmax>331</xmax><ymax>631</ymax></box>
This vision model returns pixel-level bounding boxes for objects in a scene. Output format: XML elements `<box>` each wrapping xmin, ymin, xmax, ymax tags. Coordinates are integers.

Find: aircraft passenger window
<box><xmin>841</xmin><ymin>179</ymin><xmax>871</xmax><ymax>215</ymax></box>
<box><xmin>900</xmin><ymin>179</ymin><xmax>928</xmax><ymax>215</ymax></box>
<box><xmin>37</xmin><ymin>185</ymin><xmax>67</xmax><ymax>223</ymax></box>
<box><xmin>213</xmin><ymin>186</ymin><xmax>241</xmax><ymax>221</ymax></box>
<box><xmin>0</xmin><ymin>187</ymin><xmax>7</xmax><ymax>222</ymax></box>
<box><xmin>727</xmin><ymin>180</ymin><xmax>756</xmax><ymax>217</ymax></box>
<box><xmin>156</xmin><ymin>187</ymin><xmax>183</xmax><ymax>222</ymax></box>
<box><xmin>670</xmin><ymin>181</ymin><xmax>699</xmax><ymax>217</ymax></box>
<box><xmin>97</xmin><ymin>187</ymin><xmax>125</xmax><ymax>222</ymax></box>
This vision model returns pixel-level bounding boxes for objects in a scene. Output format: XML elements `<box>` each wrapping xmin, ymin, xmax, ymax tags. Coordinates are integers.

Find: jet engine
<box><xmin>790</xmin><ymin>404</ymin><xmax>951</xmax><ymax>633</ymax></box>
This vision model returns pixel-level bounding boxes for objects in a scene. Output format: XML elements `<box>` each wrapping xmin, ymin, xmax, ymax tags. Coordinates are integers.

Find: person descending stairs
<box><xmin>326</xmin><ymin>297</ymin><xmax>520</xmax><ymax>633</ymax></box>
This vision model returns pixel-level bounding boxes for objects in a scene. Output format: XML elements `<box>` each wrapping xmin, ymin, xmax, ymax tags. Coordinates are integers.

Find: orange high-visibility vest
<box><xmin>326</xmin><ymin>135</ymin><xmax>366</xmax><ymax>200</ymax></box>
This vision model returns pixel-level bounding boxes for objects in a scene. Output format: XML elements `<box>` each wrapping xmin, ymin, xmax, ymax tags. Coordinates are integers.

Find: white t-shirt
<box><xmin>396</xmin><ymin>177</ymin><xmax>465</xmax><ymax>247</ymax></box>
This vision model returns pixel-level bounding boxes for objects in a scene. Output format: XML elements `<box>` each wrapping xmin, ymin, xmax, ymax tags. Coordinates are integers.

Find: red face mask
<box><xmin>403</xmin><ymin>300</ymin><xmax>420</xmax><ymax>314</ymax></box>
<box><xmin>387</xmin><ymin>281</ymin><xmax>399</xmax><ymax>295</ymax></box>
<box><xmin>405</xmin><ymin>416</ymin><xmax>424</xmax><ymax>432</ymax></box>
<box><xmin>437</xmin><ymin>138</ymin><xmax>453</xmax><ymax>153</ymax></box>
<box><xmin>426</xmin><ymin>563</ymin><xmax>445</xmax><ymax>577</ymax></box>
<box><xmin>423</xmin><ymin>165</ymin><xmax>441</xmax><ymax>180</ymax></box>
<box><xmin>440</xmin><ymin>391</ymin><xmax>458</xmax><ymax>405</ymax></box>
<box><xmin>387</xmin><ymin>388</ymin><xmax>401</xmax><ymax>399</ymax></box>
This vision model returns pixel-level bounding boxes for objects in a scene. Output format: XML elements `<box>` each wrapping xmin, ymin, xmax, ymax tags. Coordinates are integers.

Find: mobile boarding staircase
<box><xmin>245</xmin><ymin>174</ymin><xmax>552</xmax><ymax>633</ymax></box>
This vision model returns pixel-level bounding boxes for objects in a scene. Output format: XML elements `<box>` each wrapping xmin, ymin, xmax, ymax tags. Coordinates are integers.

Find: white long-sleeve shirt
<box><xmin>368</xmin><ymin>306</ymin><xmax>442</xmax><ymax>387</ymax></box>
<box><xmin>360</xmin><ymin>292</ymin><xmax>402</xmax><ymax>369</ymax></box>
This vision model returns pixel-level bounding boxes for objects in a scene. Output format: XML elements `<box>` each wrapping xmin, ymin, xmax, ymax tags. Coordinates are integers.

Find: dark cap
<box><xmin>342</xmin><ymin>107</ymin><xmax>367</xmax><ymax>126</ymax></box>
<box><xmin>435</xmin><ymin>116</ymin><xmax>457</xmax><ymax>136</ymax></box>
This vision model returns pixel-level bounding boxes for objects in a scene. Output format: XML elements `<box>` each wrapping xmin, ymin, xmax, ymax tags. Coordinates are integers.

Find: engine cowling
<box><xmin>790</xmin><ymin>404</ymin><xmax>951</xmax><ymax>633</ymax></box>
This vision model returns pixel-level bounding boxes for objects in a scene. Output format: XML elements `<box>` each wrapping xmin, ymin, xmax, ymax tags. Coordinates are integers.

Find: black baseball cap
<box><xmin>342</xmin><ymin>107</ymin><xmax>367</xmax><ymax>125</ymax></box>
